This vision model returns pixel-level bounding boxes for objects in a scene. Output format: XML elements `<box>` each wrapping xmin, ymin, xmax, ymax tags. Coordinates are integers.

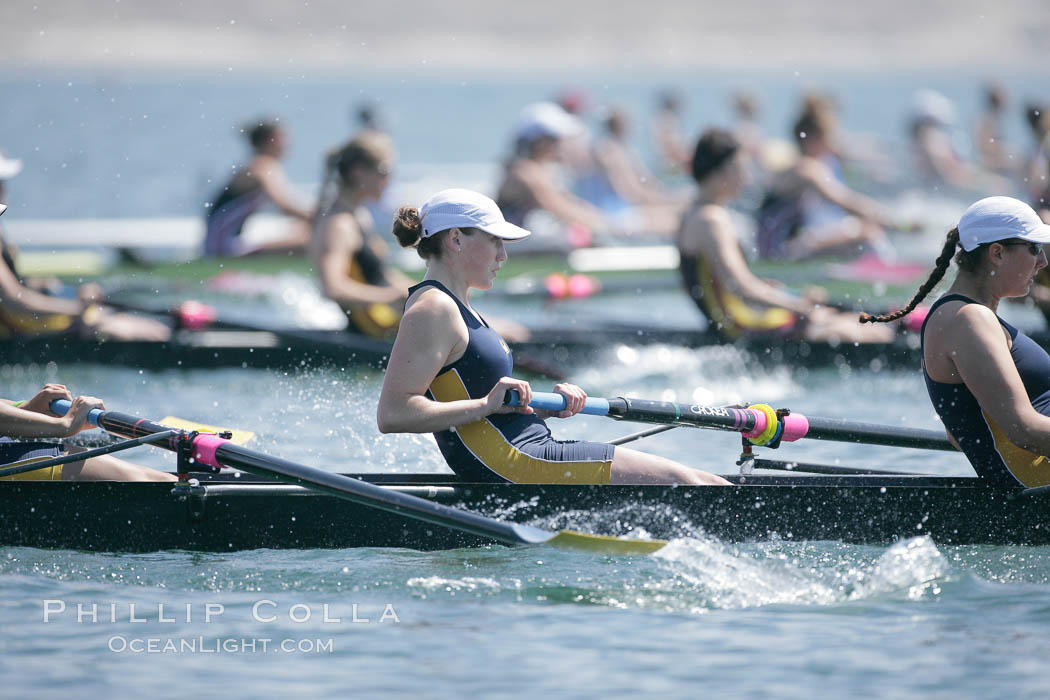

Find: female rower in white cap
<box><xmin>377</xmin><ymin>189</ymin><xmax>727</xmax><ymax>485</ymax></box>
<box><xmin>860</xmin><ymin>196</ymin><xmax>1050</xmax><ymax>487</ymax></box>
<box><xmin>495</xmin><ymin>102</ymin><xmax>610</xmax><ymax>247</ymax></box>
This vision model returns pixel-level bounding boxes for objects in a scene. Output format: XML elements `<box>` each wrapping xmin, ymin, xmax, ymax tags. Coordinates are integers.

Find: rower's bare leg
<box><xmin>88</xmin><ymin>312</ymin><xmax>171</xmax><ymax>342</ymax></box>
<box><xmin>61</xmin><ymin>449</ymin><xmax>176</xmax><ymax>482</ymax></box>
<box><xmin>804</xmin><ymin>311</ymin><xmax>895</xmax><ymax>344</ymax></box>
<box><xmin>610</xmin><ymin>447</ymin><xmax>729</xmax><ymax>485</ymax></box>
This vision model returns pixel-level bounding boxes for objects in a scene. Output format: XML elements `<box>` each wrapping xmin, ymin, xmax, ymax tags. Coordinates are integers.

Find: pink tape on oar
<box><xmin>741</xmin><ymin>408</ymin><xmax>809</xmax><ymax>442</ymax></box>
<box><xmin>741</xmin><ymin>408</ymin><xmax>770</xmax><ymax>439</ymax></box>
<box><xmin>191</xmin><ymin>433</ymin><xmax>228</xmax><ymax>469</ymax></box>
<box><xmin>780</xmin><ymin>414</ymin><xmax>810</xmax><ymax>442</ymax></box>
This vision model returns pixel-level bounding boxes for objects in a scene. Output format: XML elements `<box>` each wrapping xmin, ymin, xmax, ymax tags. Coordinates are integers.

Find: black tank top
<box><xmin>922</xmin><ymin>293</ymin><xmax>1050</xmax><ymax>487</ymax></box>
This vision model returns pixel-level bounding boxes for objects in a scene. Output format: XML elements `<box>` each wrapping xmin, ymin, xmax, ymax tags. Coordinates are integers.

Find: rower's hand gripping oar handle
<box><xmin>49</xmin><ymin>398</ymin><xmax>232</xmax><ymax>471</ymax></box>
<box><xmin>503</xmin><ymin>389</ymin><xmax>611</xmax><ymax>416</ymax></box>
<box><xmin>50</xmin><ymin>398</ymin><xmax>104</xmax><ymax>427</ymax></box>
<box><xmin>508</xmin><ymin>388</ymin><xmax>810</xmax><ymax>442</ymax></box>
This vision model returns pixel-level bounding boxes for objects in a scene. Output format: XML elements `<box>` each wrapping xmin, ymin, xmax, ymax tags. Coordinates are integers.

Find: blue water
<box><xmin>2</xmin><ymin>67</ymin><xmax>1049</xmax><ymax>219</ymax></box>
<box><xmin>2</xmin><ymin>355</ymin><xmax>1045</xmax><ymax>697</ymax></box>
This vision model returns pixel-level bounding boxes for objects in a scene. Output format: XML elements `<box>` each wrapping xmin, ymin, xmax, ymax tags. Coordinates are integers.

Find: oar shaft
<box><xmin>514</xmin><ymin>392</ymin><xmax>955</xmax><ymax>452</ymax></box>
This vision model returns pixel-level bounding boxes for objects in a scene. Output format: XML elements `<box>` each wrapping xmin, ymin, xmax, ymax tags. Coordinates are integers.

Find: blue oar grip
<box><xmin>504</xmin><ymin>390</ymin><xmax>610</xmax><ymax>416</ymax></box>
<box><xmin>49</xmin><ymin>398</ymin><xmax>103</xmax><ymax>427</ymax></box>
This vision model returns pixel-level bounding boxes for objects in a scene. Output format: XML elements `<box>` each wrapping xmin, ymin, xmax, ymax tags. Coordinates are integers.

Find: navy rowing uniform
<box><xmin>922</xmin><ymin>293</ymin><xmax>1050</xmax><ymax>487</ymax></box>
<box><xmin>0</xmin><ymin>438</ymin><xmax>63</xmax><ymax>481</ymax></box>
<box><xmin>412</xmin><ymin>280</ymin><xmax>613</xmax><ymax>484</ymax></box>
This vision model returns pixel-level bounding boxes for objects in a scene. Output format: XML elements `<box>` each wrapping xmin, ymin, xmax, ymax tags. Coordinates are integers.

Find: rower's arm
<box><xmin>595</xmin><ymin>143</ymin><xmax>666</xmax><ymax>206</ymax></box>
<box><xmin>0</xmin><ymin>401</ymin><xmax>75</xmax><ymax>438</ymax></box>
<box><xmin>254</xmin><ymin>157</ymin><xmax>313</xmax><ymax>220</ymax></box>
<box><xmin>316</xmin><ymin>215</ymin><xmax>406</xmax><ymax>307</ymax></box>
<box><xmin>0</xmin><ymin>259</ymin><xmax>84</xmax><ymax>317</ymax></box>
<box><xmin>376</xmin><ymin>292</ymin><xmax>532</xmax><ymax>434</ymax></box>
<box><xmin>520</xmin><ymin>164</ymin><xmax>609</xmax><ymax>233</ymax></box>
<box><xmin>950</xmin><ymin>305</ymin><xmax>1050</xmax><ymax>456</ymax></box>
<box><xmin>798</xmin><ymin>159</ymin><xmax>893</xmax><ymax>228</ymax></box>
<box><xmin>686</xmin><ymin>206</ymin><xmax>813</xmax><ymax>316</ymax></box>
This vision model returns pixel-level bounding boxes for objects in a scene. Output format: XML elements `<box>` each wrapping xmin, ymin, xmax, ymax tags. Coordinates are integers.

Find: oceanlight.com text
<box><xmin>108</xmin><ymin>636</ymin><xmax>336</xmax><ymax>654</ymax></box>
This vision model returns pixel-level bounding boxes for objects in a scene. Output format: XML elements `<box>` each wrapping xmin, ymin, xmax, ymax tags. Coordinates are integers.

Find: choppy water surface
<box><xmin>3</xmin><ymin>352</ymin><xmax>1048</xmax><ymax>697</ymax></box>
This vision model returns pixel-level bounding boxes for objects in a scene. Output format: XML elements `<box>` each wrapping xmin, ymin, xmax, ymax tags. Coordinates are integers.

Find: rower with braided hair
<box><xmin>860</xmin><ymin>197</ymin><xmax>1050</xmax><ymax>487</ymax></box>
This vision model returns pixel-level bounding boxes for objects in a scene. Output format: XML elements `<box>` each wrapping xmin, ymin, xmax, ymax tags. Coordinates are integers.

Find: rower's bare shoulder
<box><xmin>937</xmin><ymin>301</ymin><xmax>1008</xmax><ymax>346</ymax></box>
<box><xmin>404</xmin><ymin>286</ymin><xmax>460</xmax><ymax>322</ymax></box>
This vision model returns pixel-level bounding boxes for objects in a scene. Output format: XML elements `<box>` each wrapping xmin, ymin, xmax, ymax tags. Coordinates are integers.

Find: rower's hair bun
<box><xmin>393</xmin><ymin>206</ymin><xmax>423</xmax><ymax>248</ymax></box>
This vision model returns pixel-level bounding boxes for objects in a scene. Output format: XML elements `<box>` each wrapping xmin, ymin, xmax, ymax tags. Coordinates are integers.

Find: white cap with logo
<box><xmin>420</xmin><ymin>188</ymin><xmax>531</xmax><ymax>241</ymax></box>
<box><xmin>958</xmin><ymin>196</ymin><xmax>1050</xmax><ymax>251</ymax></box>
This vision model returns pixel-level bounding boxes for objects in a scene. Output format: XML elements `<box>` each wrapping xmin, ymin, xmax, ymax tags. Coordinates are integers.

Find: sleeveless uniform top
<box><xmin>922</xmin><ymin>293</ymin><xmax>1050</xmax><ymax>487</ymax></box>
<box><xmin>203</xmin><ymin>170</ymin><xmax>267</xmax><ymax>257</ymax></box>
<box><xmin>756</xmin><ymin>187</ymin><xmax>804</xmax><ymax>259</ymax></box>
<box><xmin>678</xmin><ymin>203</ymin><xmax>796</xmax><ymax>339</ymax></box>
<box><xmin>413</xmin><ymin>280</ymin><xmax>613</xmax><ymax>484</ymax></box>
<box><xmin>318</xmin><ymin>200</ymin><xmax>401</xmax><ymax>338</ymax></box>
<box><xmin>0</xmin><ymin>235</ymin><xmax>76</xmax><ymax>339</ymax></box>
<box><xmin>755</xmin><ymin>154</ymin><xmax>847</xmax><ymax>259</ymax></box>
<box><xmin>679</xmin><ymin>252</ymin><xmax>797</xmax><ymax>340</ymax></box>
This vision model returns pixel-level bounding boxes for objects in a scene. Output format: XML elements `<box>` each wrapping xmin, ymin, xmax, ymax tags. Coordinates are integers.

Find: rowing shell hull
<box><xmin>0</xmin><ymin>324</ymin><xmax>957</xmax><ymax>373</ymax></box>
<box><xmin>1</xmin><ymin>474</ymin><xmax>1046</xmax><ymax>551</ymax></box>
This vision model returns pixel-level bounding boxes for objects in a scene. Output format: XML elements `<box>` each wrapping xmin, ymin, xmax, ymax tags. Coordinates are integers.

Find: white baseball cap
<box><xmin>420</xmin><ymin>188</ymin><xmax>531</xmax><ymax>240</ymax></box>
<box><xmin>0</xmin><ymin>204</ymin><xmax>6</xmax><ymax>217</ymax></box>
<box><xmin>912</xmin><ymin>89</ymin><xmax>956</xmax><ymax>127</ymax></box>
<box><xmin>958</xmin><ymin>196</ymin><xmax>1050</xmax><ymax>251</ymax></box>
<box><xmin>515</xmin><ymin>102</ymin><xmax>584</xmax><ymax>143</ymax></box>
<box><xmin>0</xmin><ymin>152</ymin><xmax>23</xmax><ymax>180</ymax></box>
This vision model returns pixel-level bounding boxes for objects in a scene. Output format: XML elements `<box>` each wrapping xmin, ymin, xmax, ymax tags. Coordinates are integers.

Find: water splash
<box><xmin>575</xmin><ymin>343</ymin><xmax>797</xmax><ymax>406</ymax></box>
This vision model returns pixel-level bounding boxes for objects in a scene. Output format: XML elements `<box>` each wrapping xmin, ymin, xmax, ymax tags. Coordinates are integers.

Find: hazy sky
<box><xmin>3</xmin><ymin>1</ymin><xmax>1049</xmax><ymax>73</ymax></box>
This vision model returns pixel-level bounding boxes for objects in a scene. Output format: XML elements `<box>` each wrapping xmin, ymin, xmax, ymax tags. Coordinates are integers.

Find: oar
<box><xmin>508</xmin><ymin>391</ymin><xmax>956</xmax><ymax>452</ymax></box>
<box><xmin>49</xmin><ymin>399</ymin><xmax>665</xmax><ymax>555</ymax></box>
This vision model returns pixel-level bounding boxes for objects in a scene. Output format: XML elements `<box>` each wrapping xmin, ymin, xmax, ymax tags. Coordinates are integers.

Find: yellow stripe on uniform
<box><xmin>429</xmin><ymin>370</ymin><xmax>611</xmax><ymax>485</ymax></box>
<box><xmin>0</xmin><ymin>457</ymin><xmax>63</xmax><ymax>481</ymax></box>
<box><xmin>0</xmin><ymin>307</ymin><xmax>75</xmax><ymax>339</ymax></box>
<box><xmin>697</xmin><ymin>257</ymin><xmax>794</xmax><ymax>339</ymax></box>
<box><xmin>344</xmin><ymin>257</ymin><xmax>402</xmax><ymax>339</ymax></box>
<box><xmin>983</xmin><ymin>411</ymin><xmax>1050</xmax><ymax>488</ymax></box>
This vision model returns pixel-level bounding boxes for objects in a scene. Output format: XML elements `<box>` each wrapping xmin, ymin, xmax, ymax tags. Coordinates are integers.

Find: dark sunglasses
<box><xmin>1001</xmin><ymin>240</ymin><xmax>1044</xmax><ymax>256</ymax></box>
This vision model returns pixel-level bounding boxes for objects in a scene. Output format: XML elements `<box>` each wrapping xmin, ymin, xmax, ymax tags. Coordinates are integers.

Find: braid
<box><xmin>858</xmin><ymin>228</ymin><xmax>960</xmax><ymax>324</ymax></box>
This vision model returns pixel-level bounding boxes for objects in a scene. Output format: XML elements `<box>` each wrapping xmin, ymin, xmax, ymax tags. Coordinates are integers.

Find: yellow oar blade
<box><xmin>159</xmin><ymin>417</ymin><xmax>255</xmax><ymax>445</ymax></box>
<box><xmin>545</xmin><ymin>529</ymin><xmax>667</xmax><ymax>555</ymax></box>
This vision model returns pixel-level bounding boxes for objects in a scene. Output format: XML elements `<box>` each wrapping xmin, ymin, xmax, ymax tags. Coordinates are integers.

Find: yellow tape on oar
<box><xmin>544</xmin><ymin>530</ymin><xmax>667</xmax><ymax>555</ymax></box>
<box><xmin>745</xmin><ymin>403</ymin><xmax>780</xmax><ymax>446</ymax></box>
<box><xmin>159</xmin><ymin>417</ymin><xmax>255</xmax><ymax>445</ymax></box>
